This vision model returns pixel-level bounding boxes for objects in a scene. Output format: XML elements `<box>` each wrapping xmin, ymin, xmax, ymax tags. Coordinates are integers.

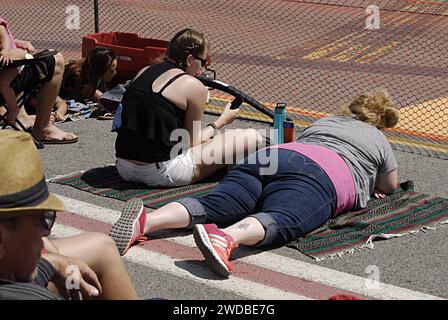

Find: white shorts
<box><xmin>116</xmin><ymin>151</ymin><xmax>195</xmax><ymax>187</ymax></box>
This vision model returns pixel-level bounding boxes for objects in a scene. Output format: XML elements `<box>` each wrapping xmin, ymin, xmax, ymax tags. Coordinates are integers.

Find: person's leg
<box><xmin>144</xmin><ymin>202</ymin><xmax>191</xmax><ymax>233</ymax></box>
<box><xmin>116</xmin><ymin>129</ymin><xmax>262</xmax><ymax>188</ymax></box>
<box><xmin>190</xmin><ymin>150</ymin><xmax>276</xmax><ymax>277</ymax></box>
<box><xmin>0</xmin><ymin>68</ymin><xmax>20</xmax><ymax>123</ymax></box>
<box><xmin>192</xmin><ymin>216</ymin><xmax>265</xmax><ymax>277</ymax></box>
<box><xmin>31</xmin><ymin>53</ymin><xmax>77</xmax><ymax>142</ymax></box>
<box><xmin>190</xmin><ymin>128</ymin><xmax>263</xmax><ymax>183</ymax></box>
<box><xmin>109</xmin><ymin>198</ymin><xmax>191</xmax><ymax>256</ymax></box>
<box><xmin>110</xmin><ymin>158</ymin><xmax>263</xmax><ymax>256</ymax></box>
<box><xmin>0</xmin><ymin>100</ymin><xmax>35</xmax><ymax>130</ymax></box>
<box><xmin>221</xmin><ymin>216</ymin><xmax>266</xmax><ymax>246</ymax></box>
<box><xmin>17</xmin><ymin>106</ymin><xmax>35</xmax><ymax>129</ymax></box>
<box><xmin>254</xmin><ymin>151</ymin><xmax>337</xmax><ymax>246</ymax></box>
<box><xmin>194</xmin><ymin>149</ymin><xmax>337</xmax><ymax>277</ymax></box>
<box><xmin>135</xmin><ymin>154</ymin><xmax>266</xmax><ymax>233</ymax></box>
<box><xmin>51</xmin><ymin>232</ymin><xmax>138</xmax><ymax>300</ymax></box>
<box><xmin>146</xmin><ymin>161</ymin><xmax>263</xmax><ymax>233</ymax></box>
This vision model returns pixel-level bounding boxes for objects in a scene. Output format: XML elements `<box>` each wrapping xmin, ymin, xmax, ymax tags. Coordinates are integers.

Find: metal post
<box><xmin>94</xmin><ymin>0</ymin><xmax>100</xmax><ymax>33</ymax></box>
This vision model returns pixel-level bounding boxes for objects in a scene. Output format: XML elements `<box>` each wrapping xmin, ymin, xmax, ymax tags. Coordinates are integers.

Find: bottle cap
<box><xmin>276</xmin><ymin>102</ymin><xmax>286</xmax><ymax>109</ymax></box>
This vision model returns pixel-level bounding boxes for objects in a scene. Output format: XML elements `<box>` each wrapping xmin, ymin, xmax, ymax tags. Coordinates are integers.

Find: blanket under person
<box><xmin>49</xmin><ymin>171</ymin><xmax>448</xmax><ymax>260</ymax></box>
<box><xmin>286</xmin><ymin>181</ymin><xmax>448</xmax><ymax>261</ymax></box>
<box><xmin>48</xmin><ymin>165</ymin><xmax>224</xmax><ymax>209</ymax></box>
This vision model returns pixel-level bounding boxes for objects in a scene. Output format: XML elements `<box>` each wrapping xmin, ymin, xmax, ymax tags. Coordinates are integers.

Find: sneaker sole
<box><xmin>109</xmin><ymin>199</ymin><xmax>144</xmax><ymax>255</ymax></box>
<box><xmin>193</xmin><ymin>225</ymin><xmax>231</xmax><ymax>278</ymax></box>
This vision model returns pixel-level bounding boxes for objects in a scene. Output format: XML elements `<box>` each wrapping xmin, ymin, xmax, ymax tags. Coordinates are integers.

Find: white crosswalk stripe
<box><xmin>56</xmin><ymin>194</ymin><xmax>444</xmax><ymax>300</ymax></box>
<box><xmin>52</xmin><ymin>223</ymin><xmax>311</xmax><ymax>300</ymax></box>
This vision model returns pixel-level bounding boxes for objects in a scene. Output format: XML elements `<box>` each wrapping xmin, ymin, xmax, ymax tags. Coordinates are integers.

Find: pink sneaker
<box><xmin>193</xmin><ymin>224</ymin><xmax>238</xmax><ymax>277</ymax></box>
<box><xmin>109</xmin><ymin>199</ymin><xmax>148</xmax><ymax>255</ymax></box>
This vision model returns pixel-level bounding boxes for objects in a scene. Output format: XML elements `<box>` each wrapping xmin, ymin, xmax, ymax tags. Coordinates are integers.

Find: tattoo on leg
<box><xmin>237</xmin><ymin>223</ymin><xmax>249</xmax><ymax>230</ymax></box>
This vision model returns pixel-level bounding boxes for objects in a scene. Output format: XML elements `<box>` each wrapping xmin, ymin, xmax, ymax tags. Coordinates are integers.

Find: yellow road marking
<box><xmin>388</xmin><ymin>136</ymin><xmax>447</xmax><ymax>153</ymax></box>
<box><xmin>355</xmin><ymin>41</ymin><xmax>401</xmax><ymax>64</ymax></box>
<box><xmin>393</xmin><ymin>15</ymin><xmax>416</xmax><ymax>27</ymax></box>
<box><xmin>302</xmin><ymin>32</ymin><xmax>364</xmax><ymax>60</ymax></box>
<box><xmin>397</xmin><ymin>96</ymin><xmax>448</xmax><ymax>137</ymax></box>
<box><xmin>329</xmin><ymin>44</ymin><xmax>371</xmax><ymax>62</ymax></box>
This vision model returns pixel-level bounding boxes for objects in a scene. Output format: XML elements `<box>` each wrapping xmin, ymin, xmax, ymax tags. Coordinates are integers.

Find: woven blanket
<box><xmin>48</xmin><ymin>165</ymin><xmax>224</xmax><ymax>209</ymax></box>
<box><xmin>286</xmin><ymin>181</ymin><xmax>448</xmax><ymax>261</ymax></box>
<box><xmin>49</xmin><ymin>172</ymin><xmax>448</xmax><ymax>260</ymax></box>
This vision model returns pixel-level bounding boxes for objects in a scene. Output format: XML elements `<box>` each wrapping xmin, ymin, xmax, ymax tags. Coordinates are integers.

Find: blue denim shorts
<box><xmin>177</xmin><ymin>148</ymin><xmax>337</xmax><ymax>247</ymax></box>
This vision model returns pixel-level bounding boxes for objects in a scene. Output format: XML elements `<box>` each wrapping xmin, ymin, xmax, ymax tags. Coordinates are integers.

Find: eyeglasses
<box><xmin>192</xmin><ymin>54</ymin><xmax>208</xmax><ymax>67</ymax></box>
<box><xmin>0</xmin><ymin>211</ymin><xmax>56</xmax><ymax>231</ymax></box>
<box><xmin>39</xmin><ymin>211</ymin><xmax>57</xmax><ymax>230</ymax></box>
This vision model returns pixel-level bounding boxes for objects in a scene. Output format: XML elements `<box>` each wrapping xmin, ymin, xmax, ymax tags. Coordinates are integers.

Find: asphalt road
<box><xmin>1</xmin><ymin>0</ymin><xmax>447</xmax><ymax>300</ymax></box>
<box><xmin>40</xmin><ymin>116</ymin><xmax>448</xmax><ymax>300</ymax></box>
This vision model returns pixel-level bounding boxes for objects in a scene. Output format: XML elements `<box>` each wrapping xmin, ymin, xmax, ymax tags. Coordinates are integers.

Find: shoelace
<box><xmin>135</xmin><ymin>212</ymin><xmax>147</xmax><ymax>246</ymax></box>
<box><xmin>136</xmin><ymin>233</ymin><xmax>148</xmax><ymax>246</ymax></box>
<box><xmin>224</xmin><ymin>241</ymin><xmax>233</xmax><ymax>258</ymax></box>
<box><xmin>213</xmin><ymin>236</ymin><xmax>238</xmax><ymax>259</ymax></box>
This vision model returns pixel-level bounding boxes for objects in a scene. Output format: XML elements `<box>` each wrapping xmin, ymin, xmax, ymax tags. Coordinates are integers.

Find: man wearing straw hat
<box><xmin>0</xmin><ymin>131</ymin><xmax>139</xmax><ymax>299</ymax></box>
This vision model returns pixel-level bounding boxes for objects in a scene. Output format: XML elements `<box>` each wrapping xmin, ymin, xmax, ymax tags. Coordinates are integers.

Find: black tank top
<box><xmin>115</xmin><ymin>62</ymin><xmax>188</xmax><ymax>162</ymax></box>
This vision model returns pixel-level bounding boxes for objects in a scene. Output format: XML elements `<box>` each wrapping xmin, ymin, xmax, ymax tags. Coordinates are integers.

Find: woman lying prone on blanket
<box><xmin>110</xmin><ymin>89</ymin><xmax>400</xmax><ymax>277</ymax></box>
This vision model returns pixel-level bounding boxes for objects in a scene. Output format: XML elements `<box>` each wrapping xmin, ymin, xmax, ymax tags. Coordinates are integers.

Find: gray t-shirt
<box><xmin>299</xmin><ymin>116</ymin><xmax>397</xmax><ymax>208</ymax></box>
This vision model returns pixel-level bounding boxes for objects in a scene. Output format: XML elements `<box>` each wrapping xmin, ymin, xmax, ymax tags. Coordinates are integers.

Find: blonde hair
<box><xmin>338</xmin><ymin>89</ymin><xmax>400</xmax><ymax>129</ymax></box>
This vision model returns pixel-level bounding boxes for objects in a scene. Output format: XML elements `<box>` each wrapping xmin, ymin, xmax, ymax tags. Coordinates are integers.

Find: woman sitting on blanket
<box><xmin>114</xmin><ymin>28</ymin><xmax>262</xmax><ymax>188</ymax></box>
<box><xmin>110</xmin><ymin>89</ymin><xmax>400</xmax><ymax>277</ymax></box>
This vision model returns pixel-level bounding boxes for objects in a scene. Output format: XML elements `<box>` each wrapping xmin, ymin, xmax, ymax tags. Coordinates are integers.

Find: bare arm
<box><xmin>0</xmin><ymin>27</ymin><xmax>28</xmax><ymax>62</ymax></box>
<box><xmin>0</xmin><ymin>25</ymin><xmax>11</xmax><ymax>51</ymax></box>
<box><xmin>42</xmin><ymin>237</ymin><xmax>60</xmax><ymax>254</ymax></box>
<box><xmin>183</xmin><ymin>78</ymin><xmax>240</xmax><ymax>146</ymax></box>
<box><xmin>373</xmin><ymin>169</ymin><xmax>398</xmax><ymax>198</ymax></box>
<box><xmin>183</xmin><ymin>77</ymin><xmax>213</xmax><ymax>146</ymax></box>
<box><xmin>0</xmin><ymin>25</ymin><xmax>12</xmax><ymax>66</ymax></box>
<box><xmin>14</xmin><ymin>39</ymin><xmax>35</xmax><ymax>52</ymax></box>
<box><xmin>42</xmin><ymin>252</ymin><xmax>101</xmax><ymax>299</ymax></box>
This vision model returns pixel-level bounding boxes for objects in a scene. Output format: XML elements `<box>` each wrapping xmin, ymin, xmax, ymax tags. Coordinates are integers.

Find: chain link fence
<box><xmin>2</xmin><ymin>0</ymin><xmax>447</xmax><ymax>158</ymax></box>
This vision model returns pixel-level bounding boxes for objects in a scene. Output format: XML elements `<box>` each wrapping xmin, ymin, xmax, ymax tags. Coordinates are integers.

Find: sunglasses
<box><xmin>0</xmin><ymin>211</ymin><xmax>56</xmax><ymax>231</ymax></box>
<box><xmin>192</xmin><ymin>54</ymin><xmax>208</xmax><ymax>67</ymax></box>
<box><xmin>39</xmin><ymin>211</ymin><xmax>57</xmax><ymax>230</ymax></box>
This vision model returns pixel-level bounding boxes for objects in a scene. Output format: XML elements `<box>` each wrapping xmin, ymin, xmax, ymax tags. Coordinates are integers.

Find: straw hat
<box><xmin>0</xmin><ymin>131</ymin><xmax>65</xmax><ymax>214</ymax></box>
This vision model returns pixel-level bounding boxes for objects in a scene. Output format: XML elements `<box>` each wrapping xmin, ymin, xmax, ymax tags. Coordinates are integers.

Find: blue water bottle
<box><xmin>273</xmin><ymin>102</ymin><xmax>287</xmax><ymax>145</ymax></box>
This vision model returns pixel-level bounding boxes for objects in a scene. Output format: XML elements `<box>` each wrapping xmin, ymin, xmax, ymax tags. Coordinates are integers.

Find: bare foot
<box><xmin>32</xmin><ymin>124</ymin><xmax>78</xmax><ymax>143</ymax></box>
<box><xmin>15</xmin><ymin>114</ymin><xmax>35</xmax><ymax>131</ymax></box>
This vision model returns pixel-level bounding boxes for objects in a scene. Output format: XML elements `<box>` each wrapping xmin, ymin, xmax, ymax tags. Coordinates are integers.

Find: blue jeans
<box><xmin>178</xmin><ymin>148</ymin><xmax>337</xmax><ymax>247</ymax></box>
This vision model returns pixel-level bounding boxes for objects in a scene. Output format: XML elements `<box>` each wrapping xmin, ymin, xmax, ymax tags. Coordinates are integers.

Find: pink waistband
<box><xmin>275</xmin><ymin>143</ymin><xmax>356</xmax><ymax>216</ymax></box>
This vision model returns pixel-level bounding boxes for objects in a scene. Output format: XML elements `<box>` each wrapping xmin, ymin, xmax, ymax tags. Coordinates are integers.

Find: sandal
<box><xmin>97</xmin><ymin>112</ymin><xmax>115</xmax><ymax>120</ymax></box>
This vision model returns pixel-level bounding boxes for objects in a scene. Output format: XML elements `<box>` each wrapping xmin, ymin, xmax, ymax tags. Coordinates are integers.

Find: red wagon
<box><xmin>82</xmin><ymin>32</ymin><xmax>169</xmax><ymax>84</ymax></box>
